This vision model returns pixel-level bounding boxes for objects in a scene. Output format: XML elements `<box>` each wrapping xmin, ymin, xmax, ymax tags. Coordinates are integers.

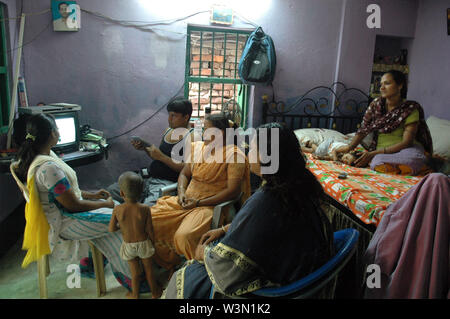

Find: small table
<box><xmin>0</xmin><ymin>148</ymin><xmax>105</xmax><ymax>174</ymax></box>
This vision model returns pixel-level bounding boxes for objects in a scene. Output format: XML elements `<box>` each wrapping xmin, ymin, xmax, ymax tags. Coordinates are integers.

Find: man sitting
<box><xmin>107</xmin><ymin>97</ymin><xmax>193</xmax><ymax>206</ymax></box>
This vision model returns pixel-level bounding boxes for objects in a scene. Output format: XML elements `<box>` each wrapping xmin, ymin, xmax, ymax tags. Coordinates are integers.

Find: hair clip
<box><xmin>25</xmin><ymin>133</ymin><xmax>36</xmax><ymax>141</ymax></box>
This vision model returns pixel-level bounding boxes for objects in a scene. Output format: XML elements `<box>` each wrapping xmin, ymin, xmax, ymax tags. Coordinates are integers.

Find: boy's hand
<box><xmin>131</xmin><ymin>139</ymin><xmax>145</xmax><ymax>150</ymax></box>
<box><xmin>145</xmin><ymin>145</ymin><xmax>163</xmax><ymax>161</ymax></box>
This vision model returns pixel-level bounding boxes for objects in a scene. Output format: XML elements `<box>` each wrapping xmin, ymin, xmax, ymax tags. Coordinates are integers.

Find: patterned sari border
<box><xmin>176</xmin><ymin>265</ymin><xmax>185</xmax><ymax>299</ymax></box>
<box><xmin>213</xmin><ymin>242</ymin><xmax>260</xmax><ymax>272</ymax></box>
<box><xmin>205</xmin><ymin>242</ymin><xmax>270</xmax><ymax>297</ymax></box>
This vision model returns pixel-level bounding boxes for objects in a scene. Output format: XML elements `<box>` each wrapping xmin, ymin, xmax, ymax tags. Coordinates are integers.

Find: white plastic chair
<box><xmin>10</xmin><ymin>162</ymin><xmax>106</xmax><ymax>298</ymax></box>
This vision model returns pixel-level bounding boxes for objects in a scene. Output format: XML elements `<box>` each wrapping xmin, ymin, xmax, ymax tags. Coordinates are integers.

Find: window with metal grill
<box><xmin>184</xmin><ymin>24</ymin><xmax>253</xmax><ymax>129</ymax></box>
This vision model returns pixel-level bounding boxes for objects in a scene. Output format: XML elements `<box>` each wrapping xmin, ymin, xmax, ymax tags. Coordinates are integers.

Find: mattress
<box><xmin>305</xmin><ymin>153</ymin><xmax>423</xmax><ymax>226</ymax></box>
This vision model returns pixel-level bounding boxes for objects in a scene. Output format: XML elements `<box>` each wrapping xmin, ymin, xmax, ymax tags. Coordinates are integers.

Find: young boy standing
<box><xmin>108</xmin><ymin>171</ymin><xmax>162</xmax><ymax>299</ymax></box>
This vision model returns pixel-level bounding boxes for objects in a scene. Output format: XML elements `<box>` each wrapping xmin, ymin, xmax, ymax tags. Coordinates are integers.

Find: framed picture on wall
<box><xmin>51</xmin><ymin>0</ymin><xmax>80</xmax><ymax>32</ymax></box>
<box><xmin>210</xmin><ymin>5</ymin><xmax>233</xmax><ymax>25</ymax></box>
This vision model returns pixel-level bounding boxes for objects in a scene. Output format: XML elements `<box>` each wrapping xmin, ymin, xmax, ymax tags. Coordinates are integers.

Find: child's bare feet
<box><xmin>126</xmin><ymin>291</ymin><xmax>139</xmax><ymax>299</ymax></box>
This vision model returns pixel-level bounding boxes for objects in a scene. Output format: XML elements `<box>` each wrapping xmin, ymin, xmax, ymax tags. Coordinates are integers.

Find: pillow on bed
<box><xmin>294</xmin><ymin>128</ymin><xmax>350</xmax><ymax>145</ymax></box>
<box><xmin>426</xmin><ymin>116</ymin><xmax>450</xmax><ymax>159</ymax></box>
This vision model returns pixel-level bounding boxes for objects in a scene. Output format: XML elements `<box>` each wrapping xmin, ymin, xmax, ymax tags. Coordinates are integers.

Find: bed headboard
<box><xmin>262</xmin><ymin>82</ymin><xmax>371</xmax><ymax>134</ymax></box>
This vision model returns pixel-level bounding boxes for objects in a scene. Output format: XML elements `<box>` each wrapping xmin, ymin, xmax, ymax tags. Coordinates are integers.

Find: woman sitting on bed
<box><xmin>163</xmin><ymin>123</ymin><xmax>334</xmax><ymax>299</ymax></box>
<box><xmin>335</xmin><ymin>70</ymin><xmax>433</xmax><ymax>175</ymax></box>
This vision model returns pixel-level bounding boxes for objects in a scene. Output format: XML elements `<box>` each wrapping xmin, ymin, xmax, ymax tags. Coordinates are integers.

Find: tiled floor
<box><xmin>0</xmin><ymin>239</ymin><xmax>156</xmax><ymax>299</ymax></box>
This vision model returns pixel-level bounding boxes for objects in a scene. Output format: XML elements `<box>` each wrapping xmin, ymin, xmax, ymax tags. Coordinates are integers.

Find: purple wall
<box><xmin>336</xmin><ymin>0</ymin><xmax>418</xmax><ymax>93</ymax></box>
<box><xmin>19</xmin><ymin>0</ymin><xmax>345</xmax><ymax>189</ymax></box>
<box><xmin>1</xmin><ymin>0</ymin><xmax>448</xmax><ymax>221</ymax></box>
<box><xmin>407</xmin><ymin>0</ymin><xmax>450</xmax><ymax>120</ymax></box>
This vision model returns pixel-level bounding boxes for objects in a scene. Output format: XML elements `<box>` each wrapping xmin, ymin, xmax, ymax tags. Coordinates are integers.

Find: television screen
<box><xmin>51</xmin><ymin>111</ymin><xmax>80</xmax><ymax>153</ymax></box>
<box><xmin>55</xmin><ymin>117</ymin><xmax>76</xmax><ymax>145</ymax></box>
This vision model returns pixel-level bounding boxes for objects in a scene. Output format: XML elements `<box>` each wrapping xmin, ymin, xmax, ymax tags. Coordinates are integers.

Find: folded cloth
<box><xmin>364</xmin><ymin>173</ymin><xmax>450</xmax><ymax>299</ymax></box>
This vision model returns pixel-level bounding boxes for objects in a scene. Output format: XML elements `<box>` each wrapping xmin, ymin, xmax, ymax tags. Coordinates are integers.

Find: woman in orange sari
<box><xmin>151</xmin><ymin>113</ymin><xmax>250</xmax><ymax>270</ymax></box>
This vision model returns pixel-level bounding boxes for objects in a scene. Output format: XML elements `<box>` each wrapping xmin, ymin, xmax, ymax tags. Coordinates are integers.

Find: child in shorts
<box><xmin>108</xmin><ymin>171</ymin><xmax>162</xmax><ymax>299</ymax></box>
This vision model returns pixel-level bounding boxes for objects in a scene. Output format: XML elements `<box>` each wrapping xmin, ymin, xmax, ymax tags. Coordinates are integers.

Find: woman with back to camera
<box><xmin>335</xmin><ymin>70</ymin><xmax>433</xmax><ymax>175</ymax></box>
<box><xmin>163</xmin><ymin>123</ymin><xmax>334</xmax><ymax>298</ymax></box>
<box><xmin>10</xmin><ymin>113</ymin><xmax>141</xmax><ymax>292</ymax></box>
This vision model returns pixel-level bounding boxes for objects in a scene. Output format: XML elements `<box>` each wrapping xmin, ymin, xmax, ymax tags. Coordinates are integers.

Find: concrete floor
<box><xmin>0</xmin><ymin>239</ymin><xmax>158</xmax><ymax>299</ymax></box>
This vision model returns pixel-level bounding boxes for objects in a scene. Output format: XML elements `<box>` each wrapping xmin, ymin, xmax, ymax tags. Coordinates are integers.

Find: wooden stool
<box><xmin>37</xmin><ymin>241</ymin><xmax>107</xmax><ymax>298</ymax></box>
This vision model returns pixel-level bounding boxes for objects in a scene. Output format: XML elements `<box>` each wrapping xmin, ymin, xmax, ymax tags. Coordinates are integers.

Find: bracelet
<box><xmin>196</xmin><ymin>199</ymin><xmax>200</xmax><ymax>207</ymax></box>
<box><xmin>221</xmin><ymin>225</ymin><xmax>226</xmax><ymax>233</ymax></box>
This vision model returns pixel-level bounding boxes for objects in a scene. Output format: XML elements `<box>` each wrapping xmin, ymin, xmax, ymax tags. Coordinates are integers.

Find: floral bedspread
<box><xmin>305</xmin><ymin>153</ymin><xmax>423</xmax><ymax>226</ymax></box>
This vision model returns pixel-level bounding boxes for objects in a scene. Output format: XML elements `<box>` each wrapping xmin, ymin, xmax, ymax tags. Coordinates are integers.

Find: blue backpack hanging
<box><xmin>238</xmin><ymin>27</ymin><xmax>276</xmax><ymax>85</ymax></box>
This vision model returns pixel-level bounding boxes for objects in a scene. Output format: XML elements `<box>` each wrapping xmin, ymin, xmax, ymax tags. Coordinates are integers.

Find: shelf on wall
<box><xmin>372</xmin><ymin>63</ymin><xmax>409</xmax><ymax>74</ymax></box>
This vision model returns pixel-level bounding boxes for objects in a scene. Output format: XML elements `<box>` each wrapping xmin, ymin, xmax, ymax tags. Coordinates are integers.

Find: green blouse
<box><xmin>376</xmin><ymin>109</ymin><xmax>422</xmax><ymax>149</ymax></box>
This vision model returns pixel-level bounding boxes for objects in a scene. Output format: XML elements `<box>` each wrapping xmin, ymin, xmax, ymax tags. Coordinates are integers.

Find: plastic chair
<box><xmin>210</xmin><ymin>228</ymin><xmax>359</xmax><ymax>299</ymax></box>
<box><xmin>9</xmin><ymin>162</ymin><xmax>107</xmax><ymax>299</ymax></box>
<box><xmin>159</xmin><ymin>183</ymin><xmax>242</xmax><ymax>229</ymax></box>
<box><xmin>37</xmin><ymin>242</ymin><xmax>106</xmax><ymax>299</ymax></box>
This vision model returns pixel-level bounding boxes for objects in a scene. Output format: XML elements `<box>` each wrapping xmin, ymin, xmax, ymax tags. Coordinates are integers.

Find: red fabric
<box><xmin>364</xmin><ymin>173</ymin><xmax>450</xmax><ymax>298</ymax></box>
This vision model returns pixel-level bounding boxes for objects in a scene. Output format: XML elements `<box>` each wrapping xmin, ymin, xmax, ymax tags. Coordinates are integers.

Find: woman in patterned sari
<box><xmin>151</xmin><ymin>113</ymin><xmax>251</xmax><ymax>272</ymax></box>
<box><xmin>163</xmin><ymin>123</ymin><xmax>334</xmax><ymax>299</ymax></box>
<box><xmin>11</xmin><ymin>114</ymin><xmax>136</xmax><ymax>291</ymax></box>
<box><xmin>335</xmin><ymin>70</ymin><xmax>433</xmax><ymax>175</ymax></box>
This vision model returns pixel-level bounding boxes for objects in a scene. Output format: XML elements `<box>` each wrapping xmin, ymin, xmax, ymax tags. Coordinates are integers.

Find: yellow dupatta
<box><xmin>21</xmin><ymin>175</ymin><xmax>51</xmax><ymax>268</ymax></box>
<box><xmin>10</xmin><ymin>151</ymin><xmax>79</xmax><ymax>268</ymax></box>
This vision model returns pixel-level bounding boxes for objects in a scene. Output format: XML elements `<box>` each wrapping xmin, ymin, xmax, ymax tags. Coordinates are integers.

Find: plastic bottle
<box><xmin>194</xmin><ymin>117</ymin><xmax>203</xmax><ymax>141</ymax></box>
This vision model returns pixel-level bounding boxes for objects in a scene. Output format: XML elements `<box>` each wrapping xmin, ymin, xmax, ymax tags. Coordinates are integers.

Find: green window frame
<box><xmin>0</xmin><ymin>2</ymin><xmax>11</xmax><ymax>134</ymax></box>
<box><xmin>184</xmin><ymin>24</ymin><xmax>253</xmax><ymax>129</ymax></box>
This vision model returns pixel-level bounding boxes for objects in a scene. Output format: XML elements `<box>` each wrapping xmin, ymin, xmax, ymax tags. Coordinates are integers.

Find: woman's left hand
<box><xmin>354</xmin><ymin>151</ymin><xmax>375</xmax><ymax>168</ymax></box>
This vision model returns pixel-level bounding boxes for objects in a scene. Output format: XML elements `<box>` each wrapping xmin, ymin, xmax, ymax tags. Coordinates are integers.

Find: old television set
<box><xmin>18</xmin><ymin>105</ymin><xmax>81</xmax><ymax>154</ymax></box>
<box><xmin>19</xmin><ymin>103</ymin><xmax>81</xmax><ymax>153</ymax></box>
<box><xmin>52</xmin><ymin>111</ymin><xmax>80</xmax><ymax>154</ymax></box>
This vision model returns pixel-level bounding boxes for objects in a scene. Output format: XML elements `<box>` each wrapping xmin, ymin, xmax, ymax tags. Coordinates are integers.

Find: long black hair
<box><xmin>15</xmin><ymin>113</ymin><xmax>57</xmax><ymax>182</ymax></box>
<box><xmin>256</xmin><ymin>123</ymin><xmax>333</xmax><ymax>253</ymax></box>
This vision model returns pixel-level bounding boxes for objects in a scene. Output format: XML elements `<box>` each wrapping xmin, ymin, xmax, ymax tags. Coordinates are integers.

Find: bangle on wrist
<box><xmin>221</xmin><ymin>225</ymin><xmax>226</xmax><ymax>233</ymax></box>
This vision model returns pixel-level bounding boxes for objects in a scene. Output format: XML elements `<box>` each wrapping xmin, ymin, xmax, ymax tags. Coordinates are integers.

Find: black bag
<box><xmin>238</xmin><ymin>27</ymin><xmax>276</xmax><ymax>85</ymax></box>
